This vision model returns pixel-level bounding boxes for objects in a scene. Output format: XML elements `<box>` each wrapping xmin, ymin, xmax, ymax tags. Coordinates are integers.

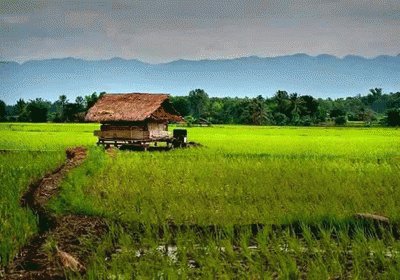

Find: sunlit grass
<box><xmin>1</xmin><ymin>123</ymin><xmax>400</xmax><ymax>277</ymax></box>
<box><xmin>0</xmin><ymin>151</ymin><xmax>64</xmax><ymax>266</ymax></box>
<box><xmin>50</xmin><ymin>125</ymin><xmax>400</xmax><ymax>225</ymax></box>
<box><xmin>0</xmin><ymin>123</ymin><xmax>98</xmax><ymax>150</ymax></box>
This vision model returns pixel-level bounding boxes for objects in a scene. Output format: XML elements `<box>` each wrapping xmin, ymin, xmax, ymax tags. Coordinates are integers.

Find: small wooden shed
<box><xmin>85</xmin><ymin>93</ymin><xmax>183</xmax><ymax>148</ymax></box>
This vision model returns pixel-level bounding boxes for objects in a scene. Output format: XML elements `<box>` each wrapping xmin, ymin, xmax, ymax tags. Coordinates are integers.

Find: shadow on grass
<box><xmin>114</xmin><ymin>216</ymin><xmax>400</xmax><ymax>243</ymax></box>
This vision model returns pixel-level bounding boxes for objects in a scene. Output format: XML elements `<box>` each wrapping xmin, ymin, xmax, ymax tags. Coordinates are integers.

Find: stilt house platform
<box><xmin>85</xmin><ymin>93</ymin><xmax>183</xmax><ymax>148</ymax></box>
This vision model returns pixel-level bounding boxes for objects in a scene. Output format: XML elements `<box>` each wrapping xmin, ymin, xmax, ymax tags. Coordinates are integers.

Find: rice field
<box><xmin>1</xmin><ymin>123</ymin><xmax>400</xmax><ymax>278</ymax></box>
<box><xmin>0</xmin><ymin>151</ymin><xmax>64</xmax><ymax>266</ymax></box>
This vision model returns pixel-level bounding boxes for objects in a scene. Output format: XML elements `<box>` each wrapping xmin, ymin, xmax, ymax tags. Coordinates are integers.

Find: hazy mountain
<box><xmin>1</xmin><ymin>54</ymin><xmax>399</xmax><ymax>104</ymax></box>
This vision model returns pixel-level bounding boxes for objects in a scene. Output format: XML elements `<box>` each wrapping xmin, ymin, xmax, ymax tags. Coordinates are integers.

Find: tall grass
<box><xmin>51</xmin><ymin>126</ymin><xmax>400</xmax><ymax>225</ymax></box>
<box><xmin>0</xmin><ymin>123</ymin><xmax>96</xmax><ymax>267</ymax></box>
<box><xmin>0</xmin><ymin>123</ymin><xmax>98</xmax><ymax>150</ymax></box>
<box><xmin>82</xmin><ymin>222</ymin><xmax>400</xmax><ymax>279</ymax></box>
<box><xmin>1</xmin><ymin>123</ymin><xmax>400</xmax><ymax>277</ymax></box>
<box><xmin>0</xmin><ymin>151</ymin><xmax>64</xmax><ymax>266</ymax></box>
<box><xmin>49</xmin><ymin>124</ymin><xmax>400</xmax><ymax>278</ymax></box>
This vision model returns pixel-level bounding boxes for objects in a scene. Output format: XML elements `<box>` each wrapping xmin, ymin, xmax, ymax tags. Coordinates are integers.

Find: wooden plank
<box><xmin>97</xmin><ymin>130</ymin><xmax>150</xmax><ymax>140</ymax></box>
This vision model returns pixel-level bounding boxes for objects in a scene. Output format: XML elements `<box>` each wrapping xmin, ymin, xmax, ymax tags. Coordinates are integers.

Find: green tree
<box><xmin>75</xmin><ymin>96</ymin><xmax>85</xmax><ymax>112</ymax></box>
<box><xmin>26</xmin><ymin>98</ymin><xmax>50</xmax><ymax>122</ymax></box>
<box><xmin>249</xmin><ymin>95</ymin><xmax>268</xmax><ymax>125</ymax></box>
<box><xmin>63</xmin><ymin>103</ymin><xmax>81</xmax><ymax>122</ymax></box>
<box><xmin>0</xmin><ymin>100</ymin><xmax>6</xmax><ymax>121</ymax></box>
<box><xmin>357</xmin><ymin>107</ymin><xmax>376</xmax><ymax>123</ymax></box>
<box><xmin>85</xmin><ymin>92</ymin><xmax>105</xmax><ymax>111</ymax></box>
<box><xmin>273</xmin><ymin>112</ymin><xmax>289</xmax><ymax>125</ymax></box>
<box><xmin>55</xmin><ymin>95</ymin><xmax>69</xmax><ymax>122</ymax></box>
<box><xmin>385</xmin><ymin>108</ymin><xmax>400</xmax><ymax>126</ymax></box>
<box><xmin>188</xmin><ymin>89</ymin><xmax>209</xmax><ymax>119</ymax></box>
<box><xmin>15</xmin><ymin>98</ymin><xmax>26</xmax><ymax>115</ymax></box>
<box><xmin>208</xmin><ymin>99</ymin><xmax>224</xmax><ymax>123</ymax></box>
<box><xmin>387</xmin><ymin>92</ymin><xmax>400</xmax><ymax>109</ymax></box>
<box><xmin>330</xmin><ymin>108</ymin><xmax>346</xmax><ymax>118</ymax></box>
<box><xmin>58</xmin><ymin>95</ymin><xmax>68</xmax><ymax>107</ymax></box>
<box><xmin>299</xmin><ymin>95</ymin><xmax>319</xmax><ymax>117</ymax></box>
<box><xmin>272</xmin><ymin>90</ymin><xmax>291</xmax><ymax>117</ymax></box>
<box><xmin>334</xmin><ymin>115</ymin><xmax>347</xmax><ymax>125</ymax></box>
<box><xmin>289</xmin><ymin>93</ymin><xmax>305</xmax><ymax>123</ymax></box>
<box><xmin>366</xmin><ymin>88</ymin><xmax>383</xmax><ymax>105</ymax></box>
<box><xmin>171</xmin><ymin>96</ymin><xmax>190</xmax><ymax>117</ymax></box>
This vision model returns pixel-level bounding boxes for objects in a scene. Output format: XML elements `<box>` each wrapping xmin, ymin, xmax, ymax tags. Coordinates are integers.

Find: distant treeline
<box><xmin>0</xmin><ymin>88</ymin><xmax>399</xmax><ymax>126</ymax></box>
<box><xmin>0</xmin><ymin>92</ymin><xmax>105</xmax><ymax>123</ymax></box>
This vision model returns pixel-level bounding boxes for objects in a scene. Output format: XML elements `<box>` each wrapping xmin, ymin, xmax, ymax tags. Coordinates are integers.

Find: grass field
<box><xmin>0</xmin><ymin>151</ymin><xmax>64</xmax><ymax>266</ymax></box>
<box><xmin>1</xmin><ymin>123</ymin><xmax>400</xmax><ymax>278</ymax></box>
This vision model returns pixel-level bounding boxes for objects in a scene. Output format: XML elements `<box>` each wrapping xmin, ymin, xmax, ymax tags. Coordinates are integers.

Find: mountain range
<box><xmin>1</xmin><ymin>54</ymin><xmax>399</xmax><ymax>104</ymax></box>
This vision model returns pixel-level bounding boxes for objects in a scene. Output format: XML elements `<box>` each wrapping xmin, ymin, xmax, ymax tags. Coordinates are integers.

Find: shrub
<box><xmin>273</xmin><ymin>113</ymin><xmax>289</xmax><ymax>125</ymax></box>
<box><xmin>334</xmin><ymin>115</ymin><xmax>347</xmax><ymax>125</ymax></box>
<box><xmin>385</xmin><ymin>108</ymin><xmax>400</xmax><ymax>126</ymax></box>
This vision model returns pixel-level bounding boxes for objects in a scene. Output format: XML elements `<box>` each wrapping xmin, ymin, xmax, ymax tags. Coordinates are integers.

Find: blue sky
<box><xmin>1</xmin><ymin>0</ymin><xmax>399</xmax><ymax>62</ymax></box>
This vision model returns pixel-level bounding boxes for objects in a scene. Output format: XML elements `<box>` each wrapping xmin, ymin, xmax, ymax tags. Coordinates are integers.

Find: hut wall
<box><xmin>94</xmin><ymin>129</ymin><xmax>150</xmax><ymax>140</ymax></box>
<box><xmin>94</xmin><ymin>122</ymin><xmax>169</xmax><ymax>140</ymax></box>
<box><xmin>95</xmin><ymin>124</ymin><xmax>149</xmax><ymax>140</ymax></box>
<box><xmin>148</xmin><ymin>122</ymin><xmax>169</xmax><ymax>139</ymax></box>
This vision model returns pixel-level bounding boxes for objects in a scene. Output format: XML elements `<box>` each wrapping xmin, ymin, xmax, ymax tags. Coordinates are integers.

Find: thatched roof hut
<box><xmin>85</xmin><ymin>93</ymin><xmax>183</xmax><ymax>145</ymax></box>
<box><xmin>85</xmin><ymin>93</ymin><xmax>183</xmax><ymax>123</ymax></box>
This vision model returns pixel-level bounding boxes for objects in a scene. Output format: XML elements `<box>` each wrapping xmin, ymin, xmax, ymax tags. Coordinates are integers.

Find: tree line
<box><xmin>0</xmin><ymin>88</ymin><xmax>399</xmax><ymax>126</ymax></box>
<box><xmin>0</xmin><ymin>92</ymin><xmax>105</xmax><ymax>123</ymax></box>
<box><xmin>171</xmin><ymin>88</ymin><xmax>400</xmax><ymax>126</ymax></box>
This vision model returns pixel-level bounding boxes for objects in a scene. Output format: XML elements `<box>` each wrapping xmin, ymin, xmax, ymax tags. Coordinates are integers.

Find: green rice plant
<box><xmin>0</xmin><ymin>151</ymin><xmax>64</xmax><ymax>266</ymax></box>
<box><xmin>50</xmin><ymin>148</ymin><xmax>400</xmax><ymax>225</ymax></box>
<box><xmin>0</xmin><ymin>123</ymin><xmax>96</xmax><ymax>268</ymax></box>
<box><xmin>78</xmin><ymin>220</ymin><xmax>400</xmax><ymax>279</ymax></box>
<box><xmin>0</xmin><ymin>123</ymin><xmax>99</xmax><ymax>151</ymax></box>
<box><xmin>2</xmin><ymin>123</ymin><xmax>400</xmax><ymax>277</ymax></box>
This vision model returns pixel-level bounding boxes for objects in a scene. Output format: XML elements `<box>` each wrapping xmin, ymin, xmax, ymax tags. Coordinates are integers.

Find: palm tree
<box><xmin>56</xmin><ymin>95</ymin><xmax>69</xmax><ymax>121</ymax></box>
<box><xmin>289</xmin><ymin>93</ymin><xmax>305</xmax><ymax>121</ymax></box>
<box><xmin>15</xmin><ymin>98</ymin><xmax>26</xmax><ymax>115</ymax></box>
<box><xmin>273</xmin><ymin>90</ymin><xmax>291</xmax><ymax>116</ymax></box>
<box><xmin>250</xmin><ymin>95</ymin><xmax>268</xmax><ymax>125</ymax></box>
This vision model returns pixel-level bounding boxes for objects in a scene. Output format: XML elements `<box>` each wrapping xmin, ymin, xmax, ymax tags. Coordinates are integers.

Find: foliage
<box><xmin>385</xmin><ymin>108</ymin><xmax>400</xmax><ymax>126</ymax></box>
<box><xmin>15</xmin><ymin>99</ymin><xmax>26</xmax><ymax>119</ymax></box>
<box><xmin>25</xmin><ymin>98</ymin><xmax>51</xmax><ymax>122</ymax></box>
<box><xmin>249</xmin><ymin>95</ymin><xmax>269</xmax><ymax>125</ymax></box>
<box><xmin>170</xmin><ymin>96</ymin><xmax>190</xmax><ymax>117</ymax></box>
<box><xmin>0</xmin><ymin>100</ymin><xmax>6</xmax><ymax>121</ymax></box>
<box><xmin>335</xmin><ymin>115</ymin><xmax>347</xmax><ymax>125</ymax></box>
<box><xmin>2</xmin><ymin>88</ymin><xmax>400</xmax><ymax>126</ymax></box>
<box><xmin>0</xmin><ymin>151</ymin><xmax>64</xmax><ymax>266</ymax></box>
<box><xmin>174</xmin><ymin>88</ymin><xmax>399</xmax><ymax>126</ymax></box>
<box><xmin>4</xmin><ymin>92</ymin><xmax>107</xmax><ymax>123</ymax></box>
<box><xmin>188</xmin><ymin>89</ymin><xmax>209</xmax><ymax>119</ymax></box>
<box><xmin>85</xmin><ymin>92</ymin><xmax>105</xmax><ymax>111</ymax></box>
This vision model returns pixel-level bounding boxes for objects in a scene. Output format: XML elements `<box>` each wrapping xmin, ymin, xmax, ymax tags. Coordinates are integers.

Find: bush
<box><xmin>184</xmin><ymin>115</ymin><xmax>195</xmax><ymax>127</ymax></box>
<box><xmin>334</xmin><ymin>115</ymin><xmax>347</xmax><ymax>126</ymax></box>
<box><xmin>273</xmin><ymin>113</ymin><xmax>289</xmax><ymax>125</ymax></box>
<box><xmin>298</xmin><ymin>116</ymin><xmax>313</xmax><ymax>126</ymax></box>
<box><xmin>385</xmin><ymin>108</ymin><xmax>400</xmax><ymax>126</ymax></box>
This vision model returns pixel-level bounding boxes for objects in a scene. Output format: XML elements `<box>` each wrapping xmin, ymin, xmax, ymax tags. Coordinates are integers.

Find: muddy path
<box><xmin>4</xmin><ymin>147</ymin><xmax>108</xmax><ymax>280</ymax></box>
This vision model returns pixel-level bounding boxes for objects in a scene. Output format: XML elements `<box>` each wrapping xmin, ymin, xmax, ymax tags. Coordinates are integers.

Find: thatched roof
<box><xmin>85</xmin><ymin>93</ymin><xmax>183</xmax><ymax>123</ymax></box>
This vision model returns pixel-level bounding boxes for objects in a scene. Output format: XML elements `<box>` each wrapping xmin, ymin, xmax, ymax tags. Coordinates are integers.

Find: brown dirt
<box><xmin>4</xmin><ymin>147</ymin><xmax>108</xmax><ymax>280</ymax></box>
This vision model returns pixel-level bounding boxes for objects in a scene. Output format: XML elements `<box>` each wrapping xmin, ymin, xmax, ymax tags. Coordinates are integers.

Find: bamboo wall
<box><xmin>95</xmin><ymin>122</ymin><xmax>169</xmax><ymax>140</ymax></box>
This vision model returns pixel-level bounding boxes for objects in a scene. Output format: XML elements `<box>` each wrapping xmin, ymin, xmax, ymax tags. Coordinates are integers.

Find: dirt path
<box><xmin>4</xmin><ymin>147</ymin><xmax>108</xmax><ymax>280</ymax></box>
